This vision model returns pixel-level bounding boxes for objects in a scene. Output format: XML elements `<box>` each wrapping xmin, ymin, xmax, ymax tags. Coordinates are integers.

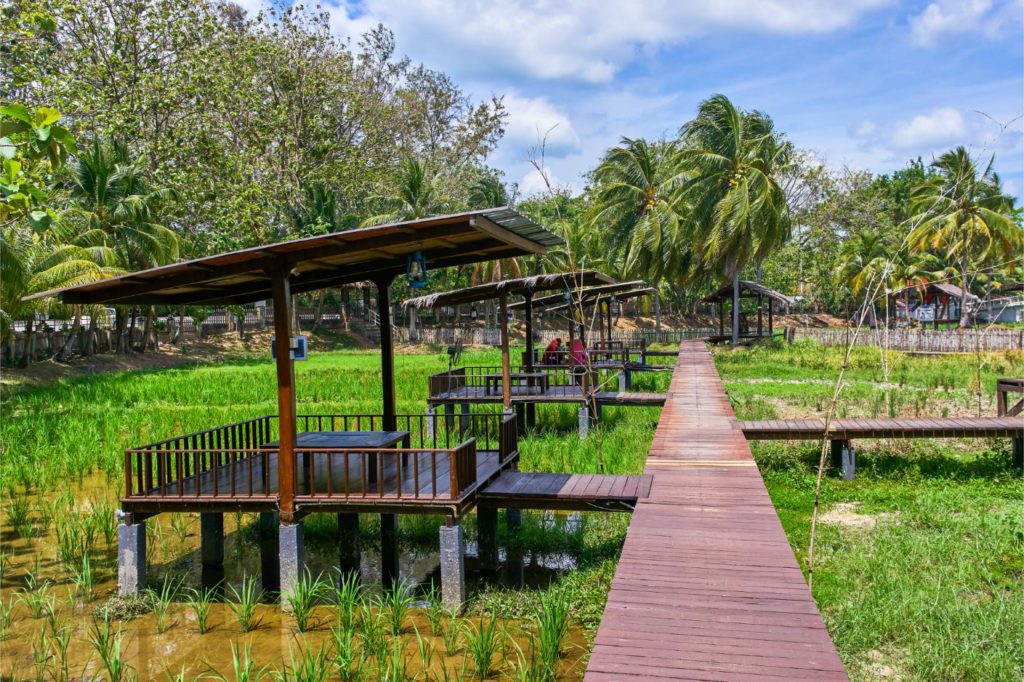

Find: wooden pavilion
<box><xmin>27</xmin><ymin>208</ymin><xmax>570</xmax><ymax>607</ymax></box>
<box><xmin>702</xmin><ymin>279</ymin><xmax>794</xmax><ymax>343</ymax></box>
<box><xmin>403</xmin><ymin>271</ymin><xmax>614</xmax><ymax>428</ymax></box>
<box><xmin>889</xmin><ymin>281</ymin><xmax>980</xmax><ymax>328</ymax></box>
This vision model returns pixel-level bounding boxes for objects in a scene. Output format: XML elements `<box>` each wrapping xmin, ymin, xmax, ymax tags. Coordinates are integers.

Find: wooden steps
<box><xmin>478</xmin><ymin>471</ymin><xmax>651</xmax><ymax>512</ymax></box>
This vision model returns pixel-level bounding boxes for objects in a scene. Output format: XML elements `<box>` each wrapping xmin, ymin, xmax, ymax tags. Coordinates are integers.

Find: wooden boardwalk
<box><xmin>586</xmin><ymin>341</ymin><xmax>847</xmax><ymax>681</ymax></box>
<box><xmin>428</xmin><ymin>386</ymin><xmax>667</xmax><ymax>407</ymax></box>
<box><xmin>740</xmin><ymin>416</ymin><xmax>1023</xmax><ymax>440</ymax></box>
<box><xmin>479</xmin><ymin>471</ymin><xmax>652</xmax><ymax>512</ymax></box>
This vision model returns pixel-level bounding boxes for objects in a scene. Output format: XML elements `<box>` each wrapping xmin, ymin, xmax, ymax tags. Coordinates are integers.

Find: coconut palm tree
<box><xmin>65</xmin><ymin>139</ymin><xmax>179</xmax><ymax>350</ymax></box>
<box><xmin>680</xmin><ymin>95</ymin><xmax>791</xmax><ymax>344</ymax></box>
<box><xmin>588</xmin><ymin>137</ymin><xmax>689</xmax><ymax>284</ymax></box>
<box><xmin>1</xmin><ymin>224</ymin><xmax>119</xmax><ymax>362</ymax></box>
<box><xmin>907</xmin><ymin>147</ymin><xmax>1021</xmax><ymax>328</ymax></box>
<box><xmin>835</xmin><ymin>229</ymin><xmax>896</xmax><ymax>327</ymax></box>
<box><xmin>361</xmin><ymin>157</ymin><xmax>449</xmax><ymax>226</ymax></box>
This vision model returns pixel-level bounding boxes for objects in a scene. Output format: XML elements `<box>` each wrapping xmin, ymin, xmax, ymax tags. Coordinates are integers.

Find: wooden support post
<box><xmin>270</xmin><ymin>261</ymin><xmax>298</xmax><ymax>522</ymax></box>
<box><xmin>381</xmin><ymin>513</ymin><xmax>399</xmax><ymax>588</ymax></box>
<box><xmin>718</xmin><ymin>301</ymin><xmax>725</xmax><ymax>337</ymax></box>
<box><xmin>200</xmin><ymin>513</ymin><xmax>224</xmax><ymax>589</ymax></box>
<box><xmin>606</xmin><ymin>300</ymin><xmax>613</xmax><ymax>341</ymax></box>
<box><xmin>258</xmin><ymin>511</ymin><xmax>280</xmax><ymax>593</ymax></box>
<box><xmin>1013</xmin><ymin>437</ymin><xmax>1023</xmax><ymax>473</ymax></box>
<box><xmin>757</xmin><ymin>294</ymin><xmax>763</xmax><ymax>337</ymax></box>
<box><xmin>524</xmin><ymin>291</ymin><xmax>536</xmax><ymax>428</ymax></box>
<box><xmin>337</xmin><ymin>513</ymin><xmax>361</xmax><ymax>575</ymax></box>
<box><xmin>768</xmin><ymin>302</ymin><xmax>774</xmax><ymax>337</ymax></box>
<box><xmin>499</xmin><ymin>292</ymin><xmax>511</xmax><ymax>413</ymax></box>
<box><xmin>377</xmin><ymin>277</ymin><xmax>396</xmax><ymax>431</ymax></box>
<box><xmin>477</xmin><ymin>505</ymin><xmax>499</xmax><ymax>573</ymax></box>
<box><xmin>830</xmin><ymin>439</ymin><xmax>856</xmax><ymax>480</ymax></box>
<box><xmin>598</xmin><ymin>301</ymin><xmax>606</xmax><ymax>344</ymax></box>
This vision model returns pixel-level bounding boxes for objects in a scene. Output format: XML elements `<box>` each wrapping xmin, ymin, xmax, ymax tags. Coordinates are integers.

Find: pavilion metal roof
<box><xmin>402</xmin><ymin>271</ymin><xmax>614</xmax><ymax>309</ymax></box>
<box><xmin>26</xmin><ymin>208</ymin><xmax>562</xmax><ymax>306</ymax></box>
<box><xmin>508</xmin><ymin>280</ymin><xmax>649</xmax><ymax>311</ymax></box>
<box><xmin>701</xmin><ymin>280</ymin><xmax>796</xmax><ymax>306</ymax></box>
<box><xmin>544</xmin><ymin>286</ymin><xmax>656</xmax><ymax>313</ymax></box>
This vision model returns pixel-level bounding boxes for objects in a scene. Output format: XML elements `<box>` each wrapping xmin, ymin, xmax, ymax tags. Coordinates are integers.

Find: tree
<box><xmin>588</xmin><ymin>137</ymin><xmax>689</xmax><ymax>284</ymax></box>
<box><xmin>65</xmin><ymin>139</ymin><xmax>179</xmax><ymax>349</ymax></box>
<box><xmin>907</xmin><ymin>147</ymin><xmax>1021</xmax><ymax>328</ymax></box>
<box><xmin>681</xmin><ymin>94</ymin><xmax>791</xmax><ymax>344</ymax></box>
<box><xmin>362</xmin><ymin>157</ymin><xmax>449</xmax><ymax>226</ymax></box>
<box><xmin>835</xmin><ymin>229</ymin><xmax>894</xmax><ymax>326</ymax></box>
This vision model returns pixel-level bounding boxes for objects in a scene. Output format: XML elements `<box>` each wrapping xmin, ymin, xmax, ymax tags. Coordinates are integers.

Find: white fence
<box><xmin>794</xmin><ymin>327</ymin><xmax>1024</xmax><ymax>353</ymax></box>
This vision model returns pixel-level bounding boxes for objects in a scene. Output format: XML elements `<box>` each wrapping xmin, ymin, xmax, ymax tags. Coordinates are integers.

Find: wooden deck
<box><xmin>586</xmin><ymin>341</ymin><xmax>847</xmax><ymax>681</ymax></box>
<box><xmin>478</xmin><ymin>471</ymin><xmax>652</xmax><ymax>511</ymax></box>
<box><xmin>740</xmin><ymin>417</ymin><xmax>1023</xmax><ymax>441</ymax></box>
<box><xmin>123</xmin><ymin>449</ymin><xmax>505</xmax><ymax>515</ymax></box>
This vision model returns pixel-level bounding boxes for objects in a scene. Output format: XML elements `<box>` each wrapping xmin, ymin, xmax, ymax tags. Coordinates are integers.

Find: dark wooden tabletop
<box><xmin>262</xmin><ymin>430</ymin><xmax>409</xmax><ymax>449</ymax></box>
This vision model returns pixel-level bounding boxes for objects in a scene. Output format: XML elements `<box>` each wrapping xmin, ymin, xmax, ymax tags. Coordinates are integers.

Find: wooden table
<box><xmin>484</xmin><ymin>372</ymin><xmax>549</xmax><ymax>396</ymax></box>
<box><xmin>263</xmin><ymin>430</ymin><xmax>410</xmax><ymax>485</ymax></box>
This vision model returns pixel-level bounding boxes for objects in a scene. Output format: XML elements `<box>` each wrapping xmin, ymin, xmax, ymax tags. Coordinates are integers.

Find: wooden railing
<box><xmin>428</xmin><ymin>364</ymin><xmax>583</xmax><ymax>398</ymax></box>
<box><xmin>124</xmin><ymin>416</ymin><xmax>275</xmax><ymax>498</ymax></box>
<box><xmin>123</xmin><ymin>412</ymin><xmax>514</xmax><ymax>504</ymax></box>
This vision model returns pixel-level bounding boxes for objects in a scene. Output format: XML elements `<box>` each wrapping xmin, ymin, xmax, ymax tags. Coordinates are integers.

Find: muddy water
<box><xmin>0</xmin><ymin>475</ymin><xmax>590</xmax><ymax>680</ymax></box>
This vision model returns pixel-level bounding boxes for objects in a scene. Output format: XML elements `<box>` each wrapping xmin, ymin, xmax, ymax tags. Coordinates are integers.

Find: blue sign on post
<box><xmin>271</xmin><ymin>335</ymin><xmax>308</xmax><ymax>361</ymax></box>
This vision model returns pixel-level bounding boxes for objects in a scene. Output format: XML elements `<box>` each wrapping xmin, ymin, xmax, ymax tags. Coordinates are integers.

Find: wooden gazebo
<box><xmin>28</xmin><ymin>208</ymin><xmax>562</xmax><ymax>608</ymax></box>
<box><xmin>702</xmin><ymin>280</ymin><xmax>794</xmax><ymax>343</ymax></box>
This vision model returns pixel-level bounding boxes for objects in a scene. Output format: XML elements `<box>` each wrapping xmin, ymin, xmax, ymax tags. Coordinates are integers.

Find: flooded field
<box><xmin>0</xmin><ymin>473</ymin><xmax>599</xmax><ymax>680</ymax></box>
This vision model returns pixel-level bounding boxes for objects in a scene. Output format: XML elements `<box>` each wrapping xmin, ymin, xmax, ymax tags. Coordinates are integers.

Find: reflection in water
<box><xmin>0</xmin><ymin>473</ymin><xmax>596</xmax><ymax>680</ymax></box>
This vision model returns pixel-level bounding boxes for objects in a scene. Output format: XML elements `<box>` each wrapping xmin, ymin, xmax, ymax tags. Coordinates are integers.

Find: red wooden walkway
<box><xmin>586</xmin><ymin>341</ymin><xmax>847</xmax><ymax>681</ymax></box>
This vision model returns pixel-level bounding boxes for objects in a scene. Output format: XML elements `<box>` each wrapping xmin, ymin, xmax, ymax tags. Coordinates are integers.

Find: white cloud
<box><xmin>325</xmin><ymin>0</ymin><xmax>891</xmax><ymax>83</ymax></box>
<box><xmin>502</xmin><ymin>94</ymin><xmax>580</xmax><ymax>155</ymax></box>
<box><xmin>908</xmin><ymin>0</ymin><xmax>1021</xmax><ymax>47</ymax></box>
<box><xmin>517</xmin><ymin>167</ymin><xmax>567</xmax><ymax>197</ymax></box>
<box><xmin>890</xmin><ymin>107</ymin><xmax>966</xmax><ymax>149</ymax></box>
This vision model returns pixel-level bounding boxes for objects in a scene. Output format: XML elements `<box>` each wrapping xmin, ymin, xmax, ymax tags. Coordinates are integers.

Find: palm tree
<box><xmin>362</xmin><ymin>158</ymin><xmax>449</xmax><ymax>226</ymax></box>
<box><xmin>468</xmin><ymin>174</ymin><xmax>511</xmax><ymax>209</ymax></box>
<box><xmin>588</xmin><ymin>137</ymin><xmax>689</xmax><ymax>284</ymax></box>
<box><xmin>907</xmin><ymin>147</ymin><xmax>1021</xmax><ymax>327</ymax></box>
<box><xmin>835</xmin><ymin>229</ymin><xmax>894</xmax><ymax>327</ymax></box>
<box><xmin>66</xmin><ymin>139</ymin><xmax>180</xmax><ymax>350</ymax></box>
<box><xmin>1</xmin><ymin>224</ymin><xmax>119</xmax><ymax>363</ymax></box>
<box><xmin>680</xmin><ymin>95</ymin><xmax>791</xmax><ymax>344</ymax></box>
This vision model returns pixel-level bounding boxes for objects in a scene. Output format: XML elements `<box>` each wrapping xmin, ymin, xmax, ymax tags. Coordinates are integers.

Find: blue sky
<box><xmin>249</xmin><ymin>0</ymin><xmax>1024</xmax><ymax>200</ymax></box>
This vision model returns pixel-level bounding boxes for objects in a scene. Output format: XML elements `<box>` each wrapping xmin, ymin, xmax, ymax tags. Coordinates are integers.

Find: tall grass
<box><xmin>87</xmin><ymin>617</ymin><xmax>131</xmax><ymax>682</ymax></box>
<box><xmin>462</xmin><ymin>616</ymin><xmax>502</xmax><ymax>680</ymax></box>
<box><xmin>227</xmin><ymin>576</ymin><xmax>263</xmax><ymax>633</ymax></box>
<box><xmin>284</xmin><ymin>570</ymin><xmax>327</xmax><ymax>632</ymax></box>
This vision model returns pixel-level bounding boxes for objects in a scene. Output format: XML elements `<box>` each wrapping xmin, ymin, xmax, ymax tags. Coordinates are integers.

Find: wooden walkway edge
<box><xmin>585</xmin><ymin>341</ymin><xmax>848</xmax><ymax>681</ymax></box>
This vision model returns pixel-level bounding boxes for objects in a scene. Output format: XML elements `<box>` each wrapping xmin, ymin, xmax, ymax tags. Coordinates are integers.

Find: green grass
<box><xmin>715</xmin><ymin>342</ymin><xmax>1024</xmax><ymax>681</ymax></box>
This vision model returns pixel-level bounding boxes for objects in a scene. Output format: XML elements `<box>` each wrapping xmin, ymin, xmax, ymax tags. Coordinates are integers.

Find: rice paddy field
<box><xmin>0</xmin><ymin>339</ymin><xmax>1021</xmax><ymax>680</ymax></box>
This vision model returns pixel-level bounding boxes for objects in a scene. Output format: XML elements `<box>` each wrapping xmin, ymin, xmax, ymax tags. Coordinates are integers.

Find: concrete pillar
<box><xmin>279</xmin><ymin>522</ymin><xmax>305</xmax><ymax>596</ymax></box>
<box><xmin>439</xmin><ymin>521</ymin><xmax>466</xmax><ymax>610</ymax></box>
<box><xmin>425</xmin><ymin>406</ymin><xmax>436</xmax><ymax>439</ymax></box>
<box><xmin>444</xmin><ymin>403</ymin><xmax>455</xmax><ymax>431</ymax></box>
<box><xmin>830</xmin><ymin>439</ymin><xmax>856</xmax><ymax>480</ymax></box>
<box><xmin>514</xmin><ymin>403</ymin><xmax>526</xmax><ymax>435</ymax></box>
<box><xmin>617</xmin><ymin>371</ymin><xmax>627</xmax><ymax>392</ymax></box>
<box><xmin>459</xmin><ymin>403</ymin><xmax>471</xmax><ymax>434</ymax></box>
<box><xmin>381</xmin><ymin>514</ymin><xmax>399</xmax><ymax>588</ymax></box>
<box><xmin>117</xmin><ymin>521</ymin><xmax>147</xmax><ymax>596</ymax></box>
<box><xmin>337</xmin><ymin>513</ymin><xmax>361</xmax><ymax>575</ymax></box>
<box><xmin>258</xmin><ymin>511</ymin><xmax>280</xmax><ymax>593</ymax></box>
<box><xmin>477</xmin><ymin>505</ymin><xmax>499</xmax><ymax>573</ymax></box>
<box><xmin>578</xmin><ymin>407</ymin><xmax>589</xmax><ymax>438</ymax></box>
<box><xmin>505</xmin><ymin>507</ymin><xmax>522</xmax><ymax>532</ymax></box>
